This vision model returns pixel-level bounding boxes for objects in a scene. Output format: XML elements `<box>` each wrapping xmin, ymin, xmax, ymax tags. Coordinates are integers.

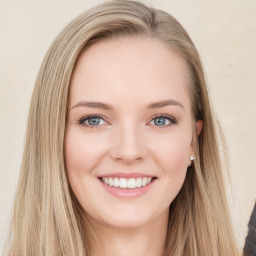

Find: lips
<box><xmin>98</xmin><ymin>173</ymin><xmax>156</xmax><ymax>198</ymax></box>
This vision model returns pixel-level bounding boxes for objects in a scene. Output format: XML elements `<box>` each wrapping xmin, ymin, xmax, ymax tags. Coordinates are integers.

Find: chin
<box><xmin>110</xmin><ymin>214</ymin><xmax>151</xmax><ymax>229</ymax></box>
<box><xmin>86</xmin><ymin>203</ymin><xmax>169</xmax><ymax>231</ymax></box>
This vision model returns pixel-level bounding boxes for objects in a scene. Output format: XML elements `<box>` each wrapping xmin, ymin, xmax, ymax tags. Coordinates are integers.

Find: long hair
<box><xmin>4</xmin><ymin>1</ymin><xmax>239</xmax><ymax>255</ymax></box>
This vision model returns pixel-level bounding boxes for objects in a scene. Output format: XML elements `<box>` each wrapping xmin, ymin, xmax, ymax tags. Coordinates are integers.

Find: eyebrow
<box><xmin>71</xmin><ymin>99</ymin><xmax>184</xmax><ymax>111</ymax></box>
<box><xmin>71</xmin><ymin>101</ymin><xmax>113</xmax><ymax>110</ymax></box>
<box><xmin>147</xmin><ymin>99</ymin><xmax>185</xmax><ymax>110</ymax></box>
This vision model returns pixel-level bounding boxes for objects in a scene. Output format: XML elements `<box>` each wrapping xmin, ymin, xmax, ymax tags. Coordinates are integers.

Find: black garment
<box><xmin>244</xmin><ymin>201</ymin><xmax>256</xmax><ymax>256</ymax></box>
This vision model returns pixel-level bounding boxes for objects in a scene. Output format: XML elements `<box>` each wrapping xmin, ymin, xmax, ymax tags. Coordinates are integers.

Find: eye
<box><xmin>79</xmin><ymin>115</ymin><xmax>107</xmax><ymax>127</ymax></box>
<box><xmin>149</xmin><ymin>115</ymin><xmax>177</xmax><ymax>127</ymax></box>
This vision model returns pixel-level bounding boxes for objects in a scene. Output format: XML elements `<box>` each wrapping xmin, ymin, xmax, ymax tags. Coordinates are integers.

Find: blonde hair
<box><xmin>4</xmin><ymin>1</ymin><xmax>239</xmax><ymax>255</ymax></box>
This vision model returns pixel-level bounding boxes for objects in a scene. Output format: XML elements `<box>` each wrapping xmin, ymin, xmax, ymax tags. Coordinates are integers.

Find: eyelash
<box><xmin>149</xmin><ymin>114</ymin><xmax>177</xmax><ymax>127</ymax></box>
<box><xmin>78</xmin><ymin>114</ymin><xmax>177</xmax><ymax>128</ymax></box>
<box><xmin>79</xmin><ymin>114</ymin><xmax>108</xmax><ymax>128</ymax></box>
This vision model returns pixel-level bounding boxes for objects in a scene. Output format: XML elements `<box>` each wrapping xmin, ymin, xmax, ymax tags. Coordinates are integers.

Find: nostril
<box><xmin>109</xmin><ymin>131</ymin><xmax>147</xmax><ymax>162</ymax></box>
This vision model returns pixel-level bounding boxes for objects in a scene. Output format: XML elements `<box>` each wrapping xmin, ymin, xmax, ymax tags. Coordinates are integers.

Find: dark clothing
<box><xmin>244</xmin><ymin>201</ymin><xmax>256</xmax><ymax>256</ymax></box>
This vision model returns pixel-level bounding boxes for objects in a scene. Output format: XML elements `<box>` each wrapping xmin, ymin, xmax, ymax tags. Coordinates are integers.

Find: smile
<box><xmin>99</xmin><ymin>173</ymin><xmax>157</xmax><ymax>198</ymax></box>
<box><xmin>101</xmin><ymin>177</ymin><xmax>153</xmax><ymax>189</ymax></box>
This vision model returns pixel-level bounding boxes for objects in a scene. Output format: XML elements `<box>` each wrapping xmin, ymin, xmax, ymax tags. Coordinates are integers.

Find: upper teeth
<box><xmin>102</xmin><ymin>177</ymin><xmax>152</xmax><ymax>188</ymax></box>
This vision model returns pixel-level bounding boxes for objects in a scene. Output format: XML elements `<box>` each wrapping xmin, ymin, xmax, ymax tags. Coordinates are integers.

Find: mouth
<box><xmin>100</xmin><ymin>176</ymin><xmax>156</xmax><ymax>189</ymax></box>
<box><xmin>98</xmin><ymin>173</ymin><xmax>157</xmax><ymax>198</ymax></box>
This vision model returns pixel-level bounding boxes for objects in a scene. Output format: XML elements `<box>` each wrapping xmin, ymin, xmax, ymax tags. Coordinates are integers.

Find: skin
<box><xmin>65</xmin><ymin>36</ymin><xmax>202</xmax><ymax>256</ymax></box>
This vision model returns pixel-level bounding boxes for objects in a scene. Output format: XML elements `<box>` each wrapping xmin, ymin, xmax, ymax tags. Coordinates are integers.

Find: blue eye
<box><xmin>150</xmin><ymin>115</ymin><xmax>177</xmax><ymax>127</ymax></box>
<box><xmin>153</xmin><ymin>117</ymin><xmax>168</xmax><ymax>126</ymax></box>
<box><xmin>79</xmin><ymin>115</ymin><xmax>106</xmax><ymax>127</ymax></box>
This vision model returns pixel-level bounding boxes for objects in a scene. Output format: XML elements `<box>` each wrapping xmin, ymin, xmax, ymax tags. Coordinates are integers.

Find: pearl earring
<box><xmin>190</xmin><ymin>156</ymin><xmax>195</xmax><ymax>161</ymax></box>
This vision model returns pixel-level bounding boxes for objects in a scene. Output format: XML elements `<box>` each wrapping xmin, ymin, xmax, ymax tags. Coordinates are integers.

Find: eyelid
<box><xmin>148</xmin><ymin>114</ymin><xmax>177</xmax><ymax>127</ymax></box>
<box><xmin>78</xmin><ymin>114</ymin><xmax>109</xmax><ymax>128</ymax></box>
<box><xmin>78</xmin><ymin>113</ymin><xmax>177</xmax><ymax>128</ymax></box>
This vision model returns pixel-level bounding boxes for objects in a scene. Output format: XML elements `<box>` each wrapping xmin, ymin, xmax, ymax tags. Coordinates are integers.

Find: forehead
<box><xmin>69</xmin><ymin>36</ymin><xmax>191</xmax><ymax>110</ymax></box>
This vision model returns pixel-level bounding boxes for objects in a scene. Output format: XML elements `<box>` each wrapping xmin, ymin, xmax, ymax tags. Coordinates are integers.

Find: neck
<box><xmin>86</xmin><ymin>212</ymin><xmax>168</xmax><ymax>256</ymax></box>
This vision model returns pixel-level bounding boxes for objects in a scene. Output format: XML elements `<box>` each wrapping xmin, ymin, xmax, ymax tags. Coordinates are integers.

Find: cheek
<box><xmin>64</xmin><ymin>128</ymin><xmax>109</xmax><ymax>211</ymax></box>
<box><xmin>64</xmin><ymin>128</ymin><xmax>106</xmax><ymax>177</ymax></box>
<box><xmin>154</xmin><ymin>134</ymin><xmax>191</xmax><ymax>203</ymax></box>
<box><xmin>153</xmin><ymin>134</ymin><xmax>191</xmax><ymax>173</ymax></box>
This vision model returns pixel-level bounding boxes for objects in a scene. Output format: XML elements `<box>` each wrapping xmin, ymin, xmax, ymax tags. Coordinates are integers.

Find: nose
<box><xmin>110</xmin><ymin>123</ymin><xmax>147</xmax><ymax>164</ymax></box>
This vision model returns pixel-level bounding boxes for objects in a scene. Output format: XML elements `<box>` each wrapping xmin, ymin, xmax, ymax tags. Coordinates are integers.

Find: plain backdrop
<box><xmin>0</xmin><ymin>0</ymin><xmax>255</xmax><ymax>253</ymax></box>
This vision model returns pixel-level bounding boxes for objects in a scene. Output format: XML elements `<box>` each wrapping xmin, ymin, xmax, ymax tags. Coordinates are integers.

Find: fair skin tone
<box><xmin>65</xmin><ymin>36</ymin><xmax>202</xmax><ymax>256</ymax></box>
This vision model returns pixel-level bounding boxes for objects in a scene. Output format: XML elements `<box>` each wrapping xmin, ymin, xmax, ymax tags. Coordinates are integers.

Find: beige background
<box><xmin>0</xmin><ymin>0</ymin><xmax>255</xmax><ymax>253</ymax></box>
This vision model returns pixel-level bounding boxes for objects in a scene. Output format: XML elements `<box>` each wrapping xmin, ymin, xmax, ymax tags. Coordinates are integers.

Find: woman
<box><xmin>4</xmin><ymin>1</ymin><xmax>240</xmax><ymax>255</ymax></box>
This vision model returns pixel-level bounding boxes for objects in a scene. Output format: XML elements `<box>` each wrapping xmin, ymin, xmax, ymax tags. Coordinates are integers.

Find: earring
<box><xmin>190</xmin><ymin>156</ymin><xmax>195</xmax><ymax>161</ymax></box>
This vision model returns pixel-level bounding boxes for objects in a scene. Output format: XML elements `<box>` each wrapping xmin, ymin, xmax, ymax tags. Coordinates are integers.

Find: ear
<box><xmin>196</xmin><ymin>120</ymin><xmax>203</xmax><ymax>136</ymax></box>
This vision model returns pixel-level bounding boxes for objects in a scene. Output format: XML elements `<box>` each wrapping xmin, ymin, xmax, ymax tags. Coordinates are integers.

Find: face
<box><xmin>65</xmin><ymin>36</ymin><xmax>196</xmax><ymax>230</ymax></box>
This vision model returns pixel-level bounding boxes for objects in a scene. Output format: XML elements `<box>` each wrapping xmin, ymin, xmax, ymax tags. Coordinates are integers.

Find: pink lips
<box><xmin>98</xmin><ymin>173</ymin><xmax>156</xmax><ymax>198</ymax></box>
